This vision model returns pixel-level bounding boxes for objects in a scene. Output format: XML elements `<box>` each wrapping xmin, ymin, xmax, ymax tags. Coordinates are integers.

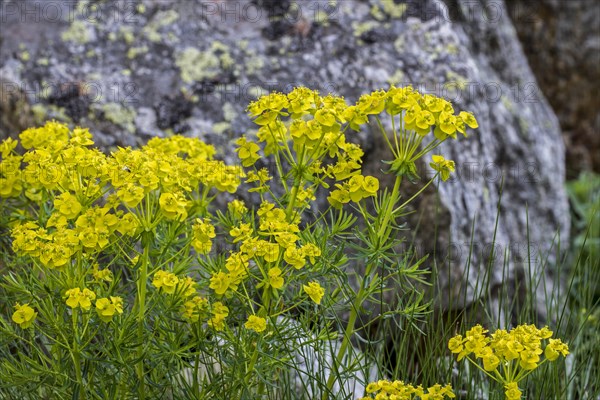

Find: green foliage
<box><xmin>0</xmin><ymin>87</ymin><xmax>590</xmax><ymax>400</ymax></box>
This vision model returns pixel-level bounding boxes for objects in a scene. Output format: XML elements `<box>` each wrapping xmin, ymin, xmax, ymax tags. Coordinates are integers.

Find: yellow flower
<box><xmin>182</xmin><ymin>296</ymin><xmax>209</xmax><ymax>322</ymax></box>
<box><xmin>95</xmin><ymin>296</ymin><xmax>124</xmax><ymax>323</ymax></box>
<box><xmin>245</xmin><ymin>315</ymin><xmax>267</xmax><ymax>333</ymax></box>
<box><xmin>284</xmin><ymin>246</ymin><xmax>306</xmax><ymax>269</ymax></box>
<box><xmin>152</xmin><ymin>270</ymin><xmax>180</xmax><ymax>294</ymax></box>
<box><xmin>504</xmin><ymin>382</ymin><xmax>522</xmax><ymax>400</ymax></box>
<box><xmin>235</xmin><ymin>137</ymin><xmax>261</xmax><ymax>167</ymax></box>
<box><xmin>0</xmin><ymin>137</ymin><xmax>18</xmax><ymax>157</ymax></box>
<box><xmin>267</xmin><ymin>267</ymin><xmax>284</xmax><ymax>290</ymax></box>
<box><xmin>209</xmin><ymin>271</ymin><xmax>231</xmax><ymax>295</ymax></box>
<box><xmin>159</xmin><ymin>192</ymin><xmax>189</xmax><ymax>220</ymax></box>
<box><xmin>93</xmin><ymin>267</ymin><xmax>113</xmax><ymax>282</ymax></box>
<box><xmin>303</xmin><ymin>281</ymin><xmax>325</xmax><ymax>305</ymax></box>
<box><xmin>53</xmin><ymin>192</ymin><xmax>82</xmax><ymax>219</ymax></box>
<box><xmin>227</xmin><ymin>199</ymin><xmax>247</xmax><ymax>217</ymax></box>
<box><xmin>65</xmin><ymin>288</ymin><xmax>96</xmax><ymax>310</ymax></box>
<box><xmin>544</xmin><ymin>338</ymin><xmax>569</xmax><ymax>361</ymax></box>
<box><xmin>448</xmin><ymin>335</ymin><xmax>464</xmax><ymax>354</ymax></box>
<box><xmin>12</xmin><ymin>303</ymin><xmax>37</xmax><ymax>329</ymax></box>
<box><xmin>430</xmin><ymin>155</ymin><xmax>455</xmax><ymax>182</ymax></box>
<box><xmin>192</xmin><ymin>218</ymin><xmax>216</xmax><ymax>254</ymax></box>
<box><xmin>117</xmin><ymin>183</ymin><xmax>145</xmax><ymax>208</ymax></box>
<box><xmin>208</xmin><ymin>302</ymin><xmax>229</xmax><ymax>331</ymax></box>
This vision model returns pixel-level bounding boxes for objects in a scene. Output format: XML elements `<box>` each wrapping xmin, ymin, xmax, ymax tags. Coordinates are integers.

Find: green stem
<box><xmin>322</xmin><ymin>290</ymin><xmax>363</xmax><ymax>400</ymax></box>
<box><xmin>377</xmin><ymin>175</ymin><xmax>403</xmax><ymax>242</ymax></box>
<box><xmin>136</xmin><ymin>235</ymin><xmax>151</xmax><ymax>400</ymax></box>
<box><xmin>286</xmin><ymin>184</ymin><xmax>300</xmax><ymax>220</ymax></box>
<box><xmin>391</xmin><ymin>175</ymin><xmax>437</xmax><ymax>214</ymax></box>
<box><xmin>71</xmin><ymin>310</ymin><xmax>86</xmax><ymax>400</ymax></box>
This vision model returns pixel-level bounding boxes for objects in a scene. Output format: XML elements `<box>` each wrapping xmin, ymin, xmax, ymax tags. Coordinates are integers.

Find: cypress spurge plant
<box><xmin>0</xmin><ymin>86</ymin><xmax>479</xmax><ymax>399</ymax></box>
<box><xmin>449</xmin><ymin>324</ymin><xmax>569</xmax><ymax>399</ymax></box>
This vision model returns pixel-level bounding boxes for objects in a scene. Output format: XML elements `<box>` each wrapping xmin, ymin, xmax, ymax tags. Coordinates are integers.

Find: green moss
<box><xmin>62</xmin><ymin>20</ymin><xmax>91</xmax><ymax>44</ymax></box>
<box><xmin>37</xmin><ymin>58</ymin><xmax>49</xmax><ymax>66</ymax></box>
<box><xmin>99</xmin><ymin>103</ymin><xmax>137</xmax><ymax>132</ymax></box>
<box><xmin>20</xmin><ymin>51</ymin><xmax>30</xmax><ymax>62</ymax></box>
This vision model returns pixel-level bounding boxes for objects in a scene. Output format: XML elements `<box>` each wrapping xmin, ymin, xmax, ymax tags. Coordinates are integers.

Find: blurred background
<box><xmin>0</xmin><ymin>0</ymin><xmax>598</xmax><ymax>318</ymax></box>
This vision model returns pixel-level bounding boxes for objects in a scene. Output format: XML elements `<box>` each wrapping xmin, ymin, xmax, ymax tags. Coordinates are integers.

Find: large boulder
<box><xmin>508</xmin><ymin>0</ymin><xmax>600</xmax><ymax>177</ymax></box>
<box><xmin>0</xmin><ymin>0</ymin><xmax>569</xmax><ymax>319</ymax></box>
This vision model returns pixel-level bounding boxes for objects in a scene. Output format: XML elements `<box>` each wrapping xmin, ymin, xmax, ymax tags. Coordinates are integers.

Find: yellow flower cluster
<box><xmin>328</xmin><ymin>174</ymin><xmax>380</xmax><ymax>209</ymax></box>
<box><xmin>244</xmin><ymin>315</ymin><xmax>267</xmax><ymax>333</ymax></box>
<box><xmin>209</xmin><ymin>200</ymin><xmax>322</xmax><ymax>300</ymax></box>
<box><xmin>303</xmin><ymin>281</ymin><xmax>325</xmax><ymax>305</ymax></box>
<box><xmin>3</xmin><ymin>122</ymin><xmax>242</xmax><ymax>271</ymax></box>
<box><xmin>11</xmin><ymin>303</ymin><xmax>37</xmax><ymax>329</ymax></box>
<box><xmin>429</xmin><ymin>155</ymin><xmax>455</xmax><ymax>182</ymax></box>
<box><xmin>65</xmin><ymin>288</ymin><xmax>97</xmax><ymax>311</ymax></box>
<box><xmin>360</xmin><ymin>380</ymin><xmax>455</xmax><ymax>400</ymax></box>
<box><xmin>95</xmin><ymin>297</ymin><xmax>124</xmax><ymax>322</ymax></box>
<box><xmin>449</xmin><ymin>324</ymin><xmax>569</xmax><ymax>399</ymax></box>
<box><xmin>191</xmin><ymin>218</ymin><xmax>215</xmax><ymax>254</ymax></box>
<box><xmin>11</xmin><ymin>206</ymin><xmax>139</xmax><ymax>269</ymax></box>
<box><xmin>152</xmin><ymin>270</ymin><xmax>196</xmax><ymax>297</ymax></box>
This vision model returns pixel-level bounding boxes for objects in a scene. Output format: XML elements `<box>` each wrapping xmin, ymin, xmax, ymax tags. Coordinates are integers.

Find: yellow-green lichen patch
<box><xmin>98</xmin><ymin>103</ymin><xmax>137</xmax><ymax>132</ymax></box>
<box><xmin>394</xmin><ymin>36</ymin><xmax>405</xmax><ymax>52</ymax></box>
<box><xmin>143</xmin><ymin>10</ymin><xmax>179</xmax><ymax>42</ymax></box>
<box><xmin>119</xmin><ymin>26</ymin><xmax>136</xmax><ymax>45</ymax></box>
<box><xmin>445</xmin><ymin>71</ymin><xmax>468</xmax><ymax>91</ymax></box>
<box><xmin>313</xmin><ymin>10</ymin><xmax>330</xmax><ymax>27</ymax></box>
<box><xmin>387</xmin><ymin>70</ymin><xmax>405</xmax><ymax>86</ymax></box>
<box><xmin>222</xmin><ymin>103</ymin><xmax>237</xmax><ymax>122</ymax></box>
<box><xmin>352</xmin><ymin>21</ymin><xmax>379</xmax><ymax>38</ymax></box>
<box><xmin>371</xmin><ymin>0</ymin><xmax>407</xmax><ymax>21</ymax></box>
<box><xmin>127</xmin><ymin>46</ymin><xmax>149</xmax><ymax>60</ymax></box>
<box><xmin>62</xmin><ymin>20</ymin><xmax>92</xmax><ymax>44</ymax></box>
<box><xmin>37</xmin><ymin>58</ymin><xmax>49</xmax><ymax>66</ymax></box>
<box><xmin>212</xmin><ymin>122</ymin><xmax>231</xmax><ymax>135</ymax></box>
<box><xmin>32</xmin><ymin>104</ymin><xmax>72</xmax><ymax>124</ymax></box>
<box><xmin>176</xmin><ymin>42</ymin><xmax>233</xmax><ymax>84</ymax></box>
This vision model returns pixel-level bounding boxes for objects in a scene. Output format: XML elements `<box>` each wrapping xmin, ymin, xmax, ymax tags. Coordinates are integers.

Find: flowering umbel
<box><xmin>449</xmin><ymin>324</ymin><xmax>569</xmax><ymax>399</ymax></box>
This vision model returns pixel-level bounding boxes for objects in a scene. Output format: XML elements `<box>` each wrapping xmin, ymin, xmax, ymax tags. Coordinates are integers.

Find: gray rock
<box><xmin>0</xmin><ymin>0</ymin><xmax>569</xmax><ymax>323</ymax></box>
<box><xmin>508</xmin><ymin>0</ymin><xmax>600</xmax><ymax>176</ymax></box>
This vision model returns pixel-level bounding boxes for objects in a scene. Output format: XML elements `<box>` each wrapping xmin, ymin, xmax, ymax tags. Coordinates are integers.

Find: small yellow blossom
<box><xmin>303</xmin><ymin>281</ymin><xmax>325</xmax><ymax>305</ymax></box>
<box><xmin>12</xmin><ymin>303</ymin><xmax>37</xmax><ymax>328</ymax></box>
<box><xmin>95</xmin><ymin>296</ymin><xmax>124</xmax><ymax>322</ymax></box>
<box><xmin>65</xmin><ymin>288</ymin><xmax>96</xmax><ymax>311</ymax></box>
<box><xmin>245</xmin><ymin>315</ymin><xmax>267</xmax><ymax>333</ymax></box>
<box><xmin>152</xmin><ymin>270</ymin><xmax>179</xmax><ymax>294</ymax></box>
<box><xmin>430</xmin><ymin>155</ymin><xmax>455</xmax><ymax>181</ymax></box>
